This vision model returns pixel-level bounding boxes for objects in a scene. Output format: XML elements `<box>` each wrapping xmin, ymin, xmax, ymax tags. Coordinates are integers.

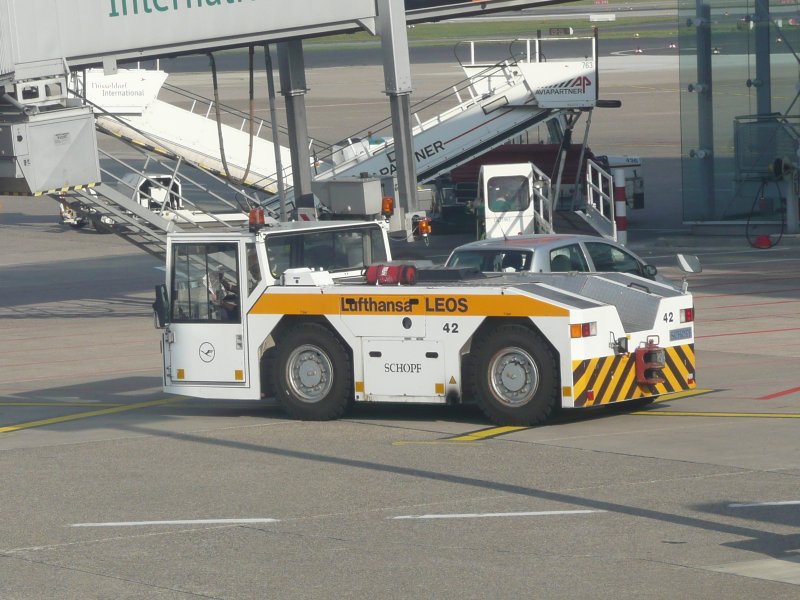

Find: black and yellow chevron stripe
<box><xmin>572</xmin><ymin>344</ymin><xmax>695</xmax><ymax>407</ymax></box>
<box><xmin>4</xmin><ymin>182</ymin><xmax>99</xmax><ymax>197</ymax></box>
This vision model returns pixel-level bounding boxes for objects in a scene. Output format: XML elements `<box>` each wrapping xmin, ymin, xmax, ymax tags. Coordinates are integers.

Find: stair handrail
<box><xmin>97</xmin><ymin>142</ymin><xmax>277</xmax><ymax>227</ymax></box>
<box><xmin>585</xmin><ymin>158</ymin><xmax>616</xmax><ymax>237</ymax></box>
<box><xmin>302</xmin><ymin>59</ymin><xmax>525</xmax><ymax>176</ymax></box>
<box><xmin>75</xmin><ymin>84</ymin><xmax>282</xmax><ymax>221</ymax></box>
<box><xmin>530</xmin><ymin>162</ymin><xmax>554</xmax><ymax>234</ymax></box>
<box><xmin>160</xmin><ymin>81</ymin><xmax>331</xmax><ymax>156</ymax></box>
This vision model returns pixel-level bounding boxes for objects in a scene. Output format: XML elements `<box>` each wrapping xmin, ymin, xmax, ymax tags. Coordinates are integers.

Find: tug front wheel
<box><xmin>470</xmin><ymin>325</ymin><xmax>558</xmax><ymax>426</ymax></box>
<box><xmin>272</xmin><ymin>323</ymin><xmax>352</xmax><ymax>421</ymax></box>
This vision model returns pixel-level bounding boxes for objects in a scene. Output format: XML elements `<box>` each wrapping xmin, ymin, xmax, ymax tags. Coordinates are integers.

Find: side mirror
<box><xmin>676</xmin><ymin>254</ymin><xmax>702</xmax><ymax>293</ymax></box>
<box><xmin>643</xmin><ymin>264</ymin><xmax>658</xmax><ymax>279</ymax></box>
<box><xmin>676</xmin><ymin>254</ymin><xmax>702</xmax><ymax>274</ymax></box>
<box><xmin>153</xmin><ymin>284</ymin><xmax>169</xmax><ymax>329</ymax></box>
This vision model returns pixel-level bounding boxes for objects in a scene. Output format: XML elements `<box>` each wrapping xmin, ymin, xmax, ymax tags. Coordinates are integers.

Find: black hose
<box><xmin>207</xmin><ymin>52</ymin><xmax>233</xmax><ymax>182</ymax></box>
<box><xmin>207</xmin><ymin>49</ymin><xmax>257</xmax><ymax>185</ymax></box>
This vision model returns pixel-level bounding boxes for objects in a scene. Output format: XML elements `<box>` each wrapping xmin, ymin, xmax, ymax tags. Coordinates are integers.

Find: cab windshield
<box><xmin>486</xmin><ymin>175</ymin><xmax>530</xmax><ymax>213</ymax></box>
<box><xmin>265</xmin><ymin>225</ymin><xmax>388</xmax><ymax>278</ymax></box>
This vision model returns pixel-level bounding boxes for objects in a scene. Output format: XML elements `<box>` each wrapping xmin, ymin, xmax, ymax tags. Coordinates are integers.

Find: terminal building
<box><xmin>678</xmin><ymin>0</ymin><xmax>799</xmax><ymax>233</ymax></box>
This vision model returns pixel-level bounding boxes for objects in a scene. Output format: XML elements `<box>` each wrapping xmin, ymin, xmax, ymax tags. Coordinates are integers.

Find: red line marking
<box><xmin>758</xmin><ymin>386</ymin><xmax>800</xmax><ymax>400</ymax></box>
<box><xmin>702</xmin><ymin>312</ymin><xmax>800</xmax><ymax>324</ymax></box>
<box><xmin>696</xmin><ymin>327</ymin><xmax>800</xmax><ymax>339</ymax></box>
<box><xmin>694</xmin><ymin>283</ymin><xmax>800</xmax><ymax>297</ymax></box>
<box><xmin>700</xmin><ymin>299</ymin><xmax>800</xmax><ymax>310</ymax></box>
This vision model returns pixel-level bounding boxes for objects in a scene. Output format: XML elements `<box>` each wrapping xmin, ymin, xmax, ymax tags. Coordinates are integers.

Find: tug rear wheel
<box><xmin>470</xmin><ymin>324</ymin><xmax>558</xmax><ymax>426</ymax></box>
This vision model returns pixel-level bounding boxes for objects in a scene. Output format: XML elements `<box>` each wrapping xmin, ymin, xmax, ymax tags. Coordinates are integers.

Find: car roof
<box><xmin>450</xmin><ymin>234</ymin><xmax>611</xmax><ymax>252</ymax></box>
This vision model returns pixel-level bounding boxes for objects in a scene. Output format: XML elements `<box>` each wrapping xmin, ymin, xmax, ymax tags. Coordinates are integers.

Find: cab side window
<box><xmin>245</xmin><ymin>243</ymin><xmax>262</xmax><ymax>295</ymax></box>
<box><xmin>171</xmin><ymin>243</ymin><xmax>241</xmax><ymax>323</ymax></box>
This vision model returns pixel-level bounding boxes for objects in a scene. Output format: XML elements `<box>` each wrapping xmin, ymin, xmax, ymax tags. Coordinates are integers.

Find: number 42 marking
<box><xmin>443</xmin><ymin>323</ymin><xmax>459</xmax><ymax>333</ymax></box>
<box><xmin>663</xmin><ymin>312</ymin><xmax>674</xmax><ymax>323</ymax></box>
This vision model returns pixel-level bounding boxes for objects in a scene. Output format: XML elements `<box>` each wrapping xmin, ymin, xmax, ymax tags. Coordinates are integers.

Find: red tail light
<box><xmin>570</xmin><ymin>322</ymin><xmax>597</xmax><ymax>339</ymax></box>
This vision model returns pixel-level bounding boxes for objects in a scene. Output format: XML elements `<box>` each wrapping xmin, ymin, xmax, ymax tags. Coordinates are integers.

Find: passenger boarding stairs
<box><xmin>66</xmin><ymin>35</ymin><xmax>618</xmax><ymax>252</ymax></box>
<box><xmin>520</xmin><ymin>156</ymin><xmax>618</xmax><ymax>242</ymax></box>
<box><xmin>311</xmin><ymin>37</ymin><xmax>600</xmax><ymax>194</ymax></box>
<box><xmin>60</xmin><ymin>134</ymin><xmax>275</xmax><ymax>260</ymax></box>
<box><xmin>76</xmin><ymin>37</ymin><xmax>604</xmax><ymax>215</ymax></box>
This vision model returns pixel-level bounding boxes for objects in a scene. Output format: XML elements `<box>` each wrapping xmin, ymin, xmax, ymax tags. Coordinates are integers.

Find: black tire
<box><xmin>91</xmin><ymin>216</ymin><xmax>114</xmax><ymax>234</ymax></box>
<box><xmin>272</xmin><ymin>323</ymin><xmax>352</xmax><ymax>421</ymax></box>
<box><xmin>469</xmin><ymin>324</ymin><xmax>558</xmax><ymax>426</ymax></box>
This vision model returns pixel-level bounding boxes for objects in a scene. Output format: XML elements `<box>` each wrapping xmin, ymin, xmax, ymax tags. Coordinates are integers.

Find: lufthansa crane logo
<box><xmin>199</xmin><ymin>342</ymin><xmax>216</xmax><ymax>363</ymax></box>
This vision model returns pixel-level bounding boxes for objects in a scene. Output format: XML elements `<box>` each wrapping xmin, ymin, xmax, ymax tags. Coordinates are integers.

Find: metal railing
<box><xmin>584</xmin><ymin>159</ymin><xmax>616</xmax><ymax>240</ymax></box>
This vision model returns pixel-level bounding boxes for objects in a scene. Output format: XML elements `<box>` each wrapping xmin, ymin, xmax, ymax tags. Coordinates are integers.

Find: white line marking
<box><xmin>390</xmin><ymin>510</ymin><xmax>604</xmax><ymax>520</ymax></box>
<box><xmin>70</xmin><ymin>518</ymin><xmax>279</xmax><ymax>527</ymax></box>
<box><xmin>729</xmin><ymin>501</ymin><xmax>800</xmax><ymax>508</ymax></box>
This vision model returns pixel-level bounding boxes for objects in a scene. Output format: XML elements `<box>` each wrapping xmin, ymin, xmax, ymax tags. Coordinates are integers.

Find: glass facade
<box><xmin>678</xmin><ymin>0</ymin><xmax>799</xmax><ymax>225</ymax></box>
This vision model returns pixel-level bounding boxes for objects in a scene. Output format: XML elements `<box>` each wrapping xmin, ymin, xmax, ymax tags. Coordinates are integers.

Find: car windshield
<box><xmin>446</xmin><ymin>249</ymin><xmax>532</xmax><ymax>272</ymax></box>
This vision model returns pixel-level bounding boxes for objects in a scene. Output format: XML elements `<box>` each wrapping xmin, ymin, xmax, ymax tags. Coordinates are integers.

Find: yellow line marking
<box><xmin>394</xmin><ymin>390</ymin><xmax>722</xmax><ymax>443</ymax></box>
<box><xmin>0</xmin><ymin>398</ymin><xmax>183</xmax><ymax>434</ymax></box>
<box><xmin>632</xmin><ymin>411</ymin><xmax>800</xmax><ymax>419</ymax></box>
<box><xmin>0</xmin><ymin>402</ymin><xmax>124</xmax><ymax>407</ymax></box>
<box><xmin>653</xmin><ymin>389</ymin><xmax>716</xmax><ymax>402</ymax></box>
<box><xmin>392</xmin><ymin>440</ymin><xmax>485</xmax><ymax>446</ymax></box>
<box><xmin>448</xmin><ymin>426</ymin><xmax>528</xmax><ymax>442</ymax></box>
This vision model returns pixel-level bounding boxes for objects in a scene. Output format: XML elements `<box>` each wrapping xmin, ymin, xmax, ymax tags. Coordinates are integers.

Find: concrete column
<box><xmin>695</xmin><ymin>1</ymin><xmax>716</xmax><ymax>218</ymax></box>
<box><xmin>278</xmin><ymin>40</ymin><xmax>313</xmax><ymax>209</ymax></box>
<box><xmin>754</xmin><ymin>0</ymin><xmax>772</xmax><ymax>115</ymax></box>
<box><xmin>377</xmin><ymin>0</ymin><xmax>417</xmax><ymax>214</ymax></box>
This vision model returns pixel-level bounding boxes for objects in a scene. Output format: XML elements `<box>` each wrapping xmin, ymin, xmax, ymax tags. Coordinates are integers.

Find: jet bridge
<box><xmin>0</xmin><ymin>0</ymin><xmax>383</xmax><ymax>197</ymax></box>
<box><xmin>0</xmin><ymin>0</ymin><xmax>571</xmax><ymax>198</ymax></box>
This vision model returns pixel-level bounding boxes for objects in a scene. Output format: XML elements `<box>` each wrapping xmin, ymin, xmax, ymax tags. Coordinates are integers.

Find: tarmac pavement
<box><xmin>1</xmin><ymin>48</ymin><xmax>799</xmax><ymax>600</ymax></box>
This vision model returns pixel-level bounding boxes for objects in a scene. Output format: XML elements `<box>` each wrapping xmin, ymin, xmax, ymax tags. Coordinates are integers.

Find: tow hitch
<box><xmin>635</xmin><ymin>342</ymin><xmax>666</xmax><ymax>385</ymax></box>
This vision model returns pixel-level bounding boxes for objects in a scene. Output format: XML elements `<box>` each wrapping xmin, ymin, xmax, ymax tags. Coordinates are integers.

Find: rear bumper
<box><xmin>571</xmin><ymin>343</ymin><xmax>695</xmax><ymax>408</ymax></box>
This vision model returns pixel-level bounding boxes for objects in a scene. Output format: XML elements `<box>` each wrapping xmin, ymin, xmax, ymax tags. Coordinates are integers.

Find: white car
<box><xmin>445</xmin><ymin>234</ymin><xmax>669</xmax><ymax>284</ymax></box>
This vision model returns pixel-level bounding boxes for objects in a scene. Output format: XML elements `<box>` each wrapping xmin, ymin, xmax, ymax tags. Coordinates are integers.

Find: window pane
<box><xmin>585</xmin><ymin>242</ymin><xmax>640</xmax><ymax>275</ymax></box>
<box><xmin>486</xmin><ymin>176</ymin><xmax>530</xmax><ymax>212</ymax></box>
<box><xmin>550</xmin><ymin>244</ymin><xmax>588</xmax><ymax>272</ymax></box>
<box><xmin>171</xmin><ymin>243</ymin><xmax>240</xmax><ymax>322</ymax></box>
<box><xmin>266</xmin><ymin>225</ymin><xmax>387</xmax><ymax>277</ymax></box>
<box><xmin>447</xmin><ymin>249</ymin><xmax>531</xmax><ymax>272</ymax></box>
<box><xmin>245</xmin><ymin>243</ymin><xmax>262</xmax><ymax>295</ymax></box>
